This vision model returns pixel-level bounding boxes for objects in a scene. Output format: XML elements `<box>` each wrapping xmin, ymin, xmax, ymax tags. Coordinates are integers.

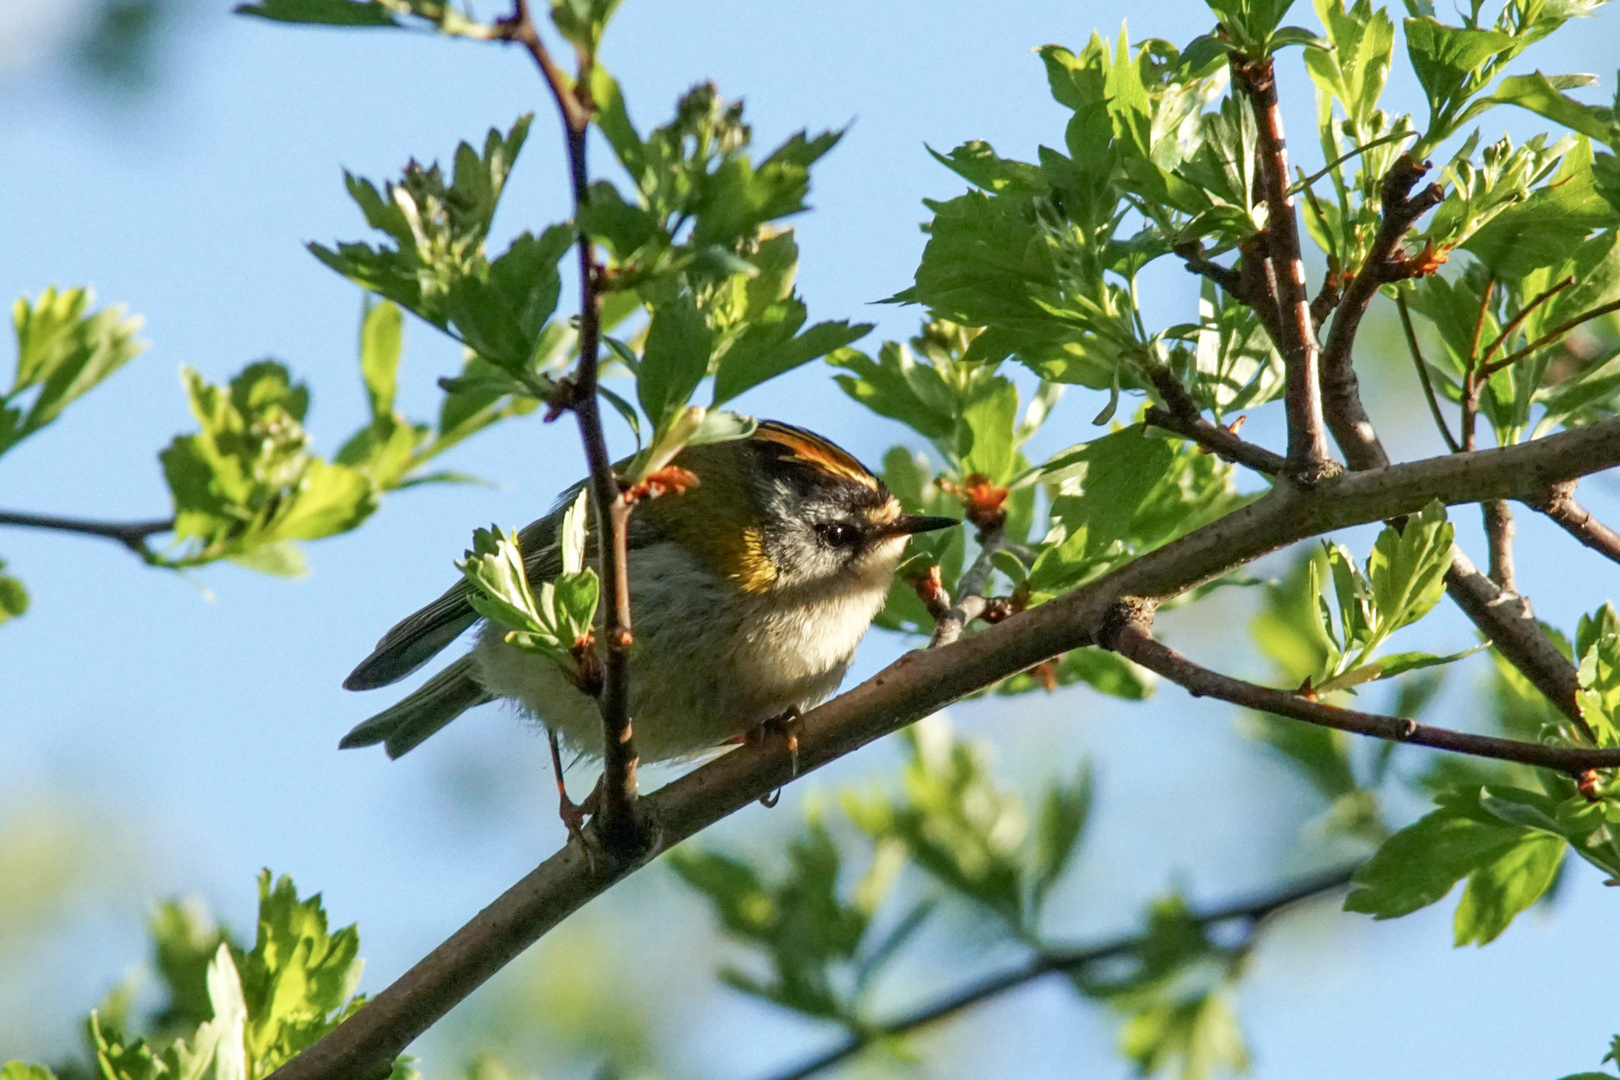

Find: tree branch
<box><xmin>1483</xmin><ymin>499</ymin><xmax>1517</xmax><ymax>592</ymax></box>
<box><xmin>499</xmin><ymin>0</ymin><xmax>643</xmax><ymax>848</ymax></box>
<box><xmin>1532</xmin><ymin>479</ymin><xmax>1620</xmax><ymax>567</ymax></box>
<box><xmin>762</xmin><ymin>864</ymin><xmax>1361</xmax><ymax>1080</ymax></box>
<box><xmin>1141</xmin><ymin>363</ymin><xmax>1289</xmax><ymax>475</ymax></box>
<box><xmin>266</xmin><ymin>416</ymin><xmax>1620</xmax><ymax>1080</ymax></box>
<box><xmin>930</xmin><ymin>522</ymin><xmax>1007</xmax><ymax>648</ymax></box>
<box><xmin>1103</xmin><ymin>618</ymin><xmax>1616</xmax><ymax>774</ymax></box>
<box><xmin>1232</xmin><ymin>57</ymin><xmax>1334</xmax><ymax>483</ymax></box>
<box><xmin>0</xmin><ymin>510</ymin><xmax>172</xmax><ymax>558</ymax></box>
<box><xmin>1319</xmin><ymin>156</ymin><xmax>1444</xmax><ymax>472</ymax></box>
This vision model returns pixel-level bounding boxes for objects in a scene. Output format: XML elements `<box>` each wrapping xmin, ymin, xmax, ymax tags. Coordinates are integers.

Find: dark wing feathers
<box><xmin>342</xmin><ymin>512</ymin><xmax>564</xmax><ymax>691</ymax></box>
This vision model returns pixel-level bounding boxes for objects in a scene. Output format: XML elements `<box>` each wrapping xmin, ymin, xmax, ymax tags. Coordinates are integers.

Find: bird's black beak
<box><xmin>887</xmin><ymin>514</ymin><xmax>959</xmax><ymax>537</ymax></box>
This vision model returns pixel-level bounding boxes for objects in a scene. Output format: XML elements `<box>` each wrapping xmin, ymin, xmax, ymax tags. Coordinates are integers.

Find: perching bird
<box><xmin>338</xmin><ymin>421</ymin><xmax>956</xmax><ymax>764</ymax></box>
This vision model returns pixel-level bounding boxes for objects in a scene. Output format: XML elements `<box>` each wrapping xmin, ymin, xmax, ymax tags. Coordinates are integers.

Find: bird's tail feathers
<box><xmin>338</xmin><ymin>656</ymin><xmax>493</xmax><ymax>759</ymax></box>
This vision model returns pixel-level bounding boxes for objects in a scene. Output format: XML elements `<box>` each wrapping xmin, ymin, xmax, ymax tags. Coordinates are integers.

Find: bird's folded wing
<box><xmin>342</xmin><ymin>513</ymin><xmax>563</xmax><ymax>690</ymax></box>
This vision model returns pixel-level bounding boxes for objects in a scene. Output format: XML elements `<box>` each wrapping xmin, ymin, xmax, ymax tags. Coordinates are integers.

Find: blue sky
<box><xmin>6</xmin><ymin>1</ymin><xmax>1620</xmax><ymax>1077</ymax></box>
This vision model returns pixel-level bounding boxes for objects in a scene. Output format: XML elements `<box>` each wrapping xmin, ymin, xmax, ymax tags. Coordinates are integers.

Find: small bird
<box><xmin>339</xmin><ymin>420</ymin><xmax>956</xmax><ymax>765</ymax></box>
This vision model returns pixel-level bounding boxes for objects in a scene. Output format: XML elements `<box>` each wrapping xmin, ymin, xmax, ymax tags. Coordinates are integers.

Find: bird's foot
<box><xmin>750</xmin><ymin>706</ymin><xmax>804</xmax><ymax>808</ymax></box>
<box><xmin>548</xmin><ymin>728</ymin><xmax>600</xmax><ymax>853</ymax></box>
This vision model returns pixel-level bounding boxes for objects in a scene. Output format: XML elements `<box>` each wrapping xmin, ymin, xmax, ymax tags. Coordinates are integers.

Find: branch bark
<box><xmin>1319</xmin><ymin>156</ymin><xmax>1444</xmax><ymax>472</ymax></box>
<box><xmin>1232</xmin><ymin>58</ymin><xmax>1334</xmax><ymax>483</ymax></box>
<box><xmin>930</xmin><ymin>522</ymin><xmax>1007</xmax><ymax>648</ymax></box>
<box><xmin>266</xmin><ymin>415</ymin><xmax>1620</xmax><ymax>1080</ymax></box>
<box><xmin>499</xmin><ymin>1</ymin><xmax>643</xmax><ymax>848</ymax></box>
<box><xmin>1532</xmin><ymin>480</ymin><xmax>1620</xmax><ymax>567</ymax></box>
<box><xmin>763</xmin><ymin>864</ymin><xmax>1361</xmax><ymax>1080</ymax></box>
<box><xmin>1103</xmin><ymin>619</ymin><xmax>1616</xmax><ymax>774</ymax></box>
<box><xmin>1141</xmin><ymin>363</ymin><xmax>1289</xmax><ymax>475</ymax></box>
<box><xmin>0</xmin><ymin>510</ymin><xmax>172</xmax><ymax>558</ymax></box>
<box><xmin>1483</xmin><ymin>499</ymin><xmax>1517</xmax><ymax>592</ymax></box>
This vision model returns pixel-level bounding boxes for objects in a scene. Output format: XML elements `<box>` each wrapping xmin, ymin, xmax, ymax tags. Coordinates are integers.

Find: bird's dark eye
<box><xmin>816</xmin><ymin>522</ymin><xmax>860</xmax><ymax>548</ymax></box>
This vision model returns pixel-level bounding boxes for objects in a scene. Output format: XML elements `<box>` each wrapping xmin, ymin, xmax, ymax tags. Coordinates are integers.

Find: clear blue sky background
<box><xmin>6</xmin><ymin>1</ymin><xmax>1620</xmax><ymax>1077</ymax></box>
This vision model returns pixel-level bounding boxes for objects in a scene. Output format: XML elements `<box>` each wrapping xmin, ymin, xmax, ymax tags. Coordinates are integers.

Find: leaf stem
<box><xmin>1396</xmin><ymin>293</ymin><xmax>1460</xmax><ymax>453</ymax></box>
<box><xmin>1478</xmin><ymin>298</ymin><xmax>1620</xmax><ymax>381</ymax></box>
<box><xmin>1532</xmin><ymin>479</ymin><xmax>1620</xmax><ymax>567</ymax></box>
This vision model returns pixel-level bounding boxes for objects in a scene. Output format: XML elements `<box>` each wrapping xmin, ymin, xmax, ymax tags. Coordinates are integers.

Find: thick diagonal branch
<box><xmin>1233</xmin><ymin>57</ymin><xmax>1333</xmax><ymax>483</ymax></box>
<box><xmin>1103</xmin><ymin>618</ymin><xmax>1616</xmax><ymax>775</ymax></box>
<box><xmin>500</xmin><ymin>0</ymin><xmax>642</xmax><ymax>848</ymax></box>
<box><xmin>763</xmin><ymin>864</ymin><xmax>1360</xmax><ymax>1080</ymax></box>
<box><xmin>266</xmin><ymin>416</ymin><xmax>1620</xmax><ymax>1080</ymax></box>
<box><xmin>1319</xmin><ymin>156</ymin><xmax>1444</xmax><ymax>471</ymax></box>
<box><xmin>0</xmin><ymin>510</ymin><xmax>172</xmax><ymax>558</ymax></box>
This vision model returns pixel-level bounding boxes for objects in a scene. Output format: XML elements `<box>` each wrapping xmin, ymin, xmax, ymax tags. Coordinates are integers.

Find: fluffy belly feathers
<box><xmin>471</xmin><ymin>541</ymin><xmax>888</xmax><ymax>761</ymax></box>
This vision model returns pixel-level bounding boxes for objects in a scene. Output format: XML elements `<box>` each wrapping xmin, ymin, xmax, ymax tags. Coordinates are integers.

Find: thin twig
<box><xmin>1462</xmin><ymin>277</ymin><xmax>1498</xmax><ymax>453</ymax></box>
<box><xmin>266</xmin><ymin>417</ymin><xmax>1620</xmax><ymax>1080</ymax></box>
<box><xmin>1142</xmin><ymin>407</ymin><xmax>1289</xmax><ymax>475</ymax></box>
<box><xmin>1103</xmin><ymin>619</ymin><xmax>1619</xmax><ymax>775</ymax></box>
<box><xmin>1286</xmin><ymin>131</ymin><xmax>1412</xmax><ymax>195</ymax></box>
<box><xmin>763</xmin><ymin>864</ymin><xmax>1361</xmax><ymax>1080</ymax></box>
<box><xmin>1478</xmin><ymin>275</ymin><xmax>1574</xmax><ymax>370</ymax></box>
<box><xmin>1318</xmin><ymin>155</ymin><xmax>1445</xmax><ymax>472</ymax></box>
<box><xmin>1482</xmin><ymin>500</ymin><xmax>1517</xmax><ymax>593</ymax></box>
<box><xmin>0</xmin><ymin>510</ymin><xmax>172</xmax><ymax>558</ymax></box>
<box><xmin>1141</xmin><ymin>364</ymin><xmax>1289</xmax><ymax>475</ymax></box>
<box><xmin>931</xmin><ymin>524</ymin><xmax>1006</xmax><ymax>648</ymax></box>
<box><xmin>1232</xmin><ymin>57</ymin><xmax>1334</xmax><ymax>483</ymax></box>
<box><xmin>500</xmin><ymin>0</ymin><xmax>643</xmax><ymax>849</ymax></box>
<box><xmin>1533</xmin><ymin>480</ymin><xmax>1620</xmax><ymax>567</ymax></box>
<box><xmin>1478</xmin><ymin>298</ymin><xmax>1620</xmax><ymax>380</ymax></box>
<box><xmin>1396</xmin><ymin>293</ymin><xmax>1460</xmax><ymax>453</ymax></box>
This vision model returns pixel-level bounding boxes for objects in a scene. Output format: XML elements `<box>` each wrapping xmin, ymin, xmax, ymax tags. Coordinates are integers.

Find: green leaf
<box><xmin>712</xmin><ymin>317</ymin><xmax>872</xmax><ymax>406</ymax></box>
<box><xmin>638</xmin><ymin>294</ymin><xmax>714</xmax><ymax>426</ymax></box>
<box><xmin>3</xmin><ymin>287</ymin><xmax>146</xmax><ymax>458</ymax></box>
<box><xmin>0</xmin><ymin>560</ymin><xmax>28</xmax><ymax>626</ymax></box>
<box><xmin>1490</xmin><ymin>72</ymin><xmax>1619</xmax><ymax>145</ymax></box>
<box><xmin>236</xmin><ymin>871</ymin><xmax>364</xmax><ymax>1072</ymax></box>
<box><xmin>1453</xmin><ymin>829</ymin><xmax>1564</xmax><ymax>945</ymax></box>
<box><xmin>1118</xmin><ymin>990</ymin><xmax>1250</xmax><ymax>1080</ymax></box>
<box><xmin>844</xmin><ymin>715</ymin><xmax>1030</xmax><ymax>932</ymax></box>
<box><xmin>1031</xmin><ymin>428</ymin><xmax>1176</xmax><ymax>589</ymax></box>
<box><xmin>957</xmin><ymin>376</ymin><xmax>1020</xmax><ymax>482</ymax></box>
<box><xmin>668</xmin><ymin>806</ymin><xmax>889</xmax><ymax>1024</ymax></box>
<box><xmin>0</xmin><ymin>1063</ymin><xmax>57</xmax><ymax>1080</ymax></box>
<box><xmin>548</xmin><ymin>0</ymin><xmax>622</xmax><ymax>54</ymax></box>
<box><xmin>359</xmin><ymin>300</ymin><xmax>403</xmax><ymax>420</ymax></box>
<box><xmin>233</xmin><ymin>0</ymin><xmax>400</xmax><ymax>26</ymax></box>
<box><xmin>1030</xmin><ymin>761</ymin><xmax>1093</xmax><ymax>905</ymax></box>
<box><xmin>1345</xmin><ymin>786</ymin><xmax>1562</xmax><ymax>933</ymax></box>
<box><xmin>827</xmin><ymin>343</ymin><xmax>955</xmax><ymax>440</ymax></box>
<box><xmin>1366</xmin><ymin>500</ymin><xmax>1452</xmax><ymax>634</ymax></box>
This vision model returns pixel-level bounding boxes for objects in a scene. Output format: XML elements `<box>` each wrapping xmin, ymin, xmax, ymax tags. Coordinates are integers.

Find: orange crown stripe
<box><xmin>755</xmin><ymin>421</ymin><xmax>879</xmax><ymax>490</ymax></box>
